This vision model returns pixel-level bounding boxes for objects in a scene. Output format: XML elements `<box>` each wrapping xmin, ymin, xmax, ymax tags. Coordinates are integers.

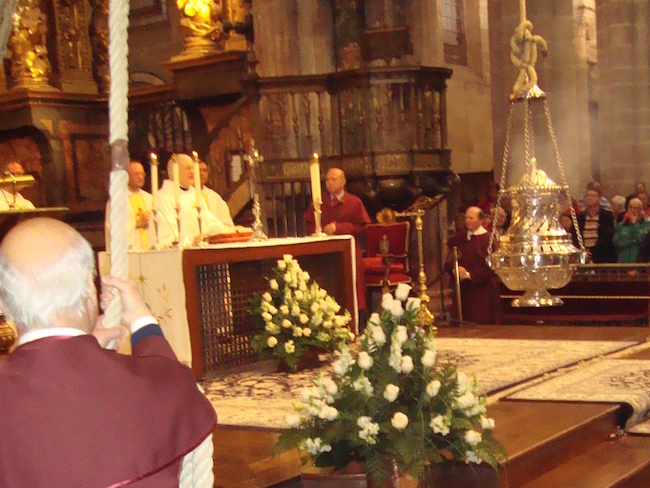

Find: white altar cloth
<box><xmin>98</xmin><ymin>235</ymin><xmax>357</xmax><ymax>368</ymax></box>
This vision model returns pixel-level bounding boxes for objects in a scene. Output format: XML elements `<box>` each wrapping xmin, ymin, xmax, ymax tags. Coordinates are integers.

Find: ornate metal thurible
<box><xmin>488</xmin><ymin>154</ymin><xmax>585</xmax><ymax>307</ymax></box>
<box><xmin>7</xmin><ymin>0</ymin><xmax>54</xmax><ymax>89</ymax></box>
<box><xmin>487</xmin><ymin>9</ymin><xmax>585</xmax><ymax>307</ymax></box>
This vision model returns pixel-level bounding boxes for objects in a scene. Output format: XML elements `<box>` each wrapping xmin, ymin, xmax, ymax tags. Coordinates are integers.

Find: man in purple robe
<box><xmin>0</xmin><ymin>218</ymin><xmax>217</xmax><ymax>487</ymax></box>
<box><xmin>445</xmin><ymin>206</ymin><xmax>502</xmax><ymax>325</ymax></box>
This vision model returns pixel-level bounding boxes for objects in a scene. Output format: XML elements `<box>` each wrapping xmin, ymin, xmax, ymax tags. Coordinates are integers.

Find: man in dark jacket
<box><xmin>577</xmin><ymin>182</ymin><xmax>616</xmax><ymax>263</ymax></box>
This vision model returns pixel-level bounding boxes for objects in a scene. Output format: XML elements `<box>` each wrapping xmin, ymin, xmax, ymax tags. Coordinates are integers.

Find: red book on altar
<box><xmin>207</xmin><ymin>226</ymin><xmax>253</xmax><ymax>244</ymax></box>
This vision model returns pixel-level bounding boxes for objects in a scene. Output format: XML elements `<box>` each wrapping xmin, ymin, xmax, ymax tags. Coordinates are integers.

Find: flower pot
<box><xmin>276</xmin><ymin>347</ymin><xmax>323</xmax><ymax>372</ymax></box>
<box><xmin>301</xmin><ymin>462</ymin><xmax>367</xmax><ymax>488</ymax></box>
<box><xmin>426</xmin><ymin>463</ymin><xmax>498</xmax><ymax>488</ymax></box>
<box><xmin>302</xmin><ymin>462</ymin><xmax>497</xmax><ymax>488</ymax></box>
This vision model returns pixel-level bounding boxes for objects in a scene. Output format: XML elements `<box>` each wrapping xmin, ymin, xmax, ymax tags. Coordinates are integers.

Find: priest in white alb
<box><xmin>157</xmin><ymin>153</ymin><xmax>234</xmax><ymax>247</ymax></box>
<box><xmin>199</xmin><ymin>160</ymin><xmax>235</xmax><ymax>227</ymax></box>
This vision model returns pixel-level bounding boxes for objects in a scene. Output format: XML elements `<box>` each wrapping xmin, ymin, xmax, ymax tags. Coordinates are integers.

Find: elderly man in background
<box><xmin>0</xmin><ymin>161</ymin><xmax>35</xmax><ymax>210</ymax></box>
<box><xmin>105</xmin><ymin>160</ymin><xmax>154</xmax><ymax>251</ymax></box>
<box><xmin>445</xmin><ymin>206</ymin><xmax>502</xmax><ymax>325</ymax></box>
<box><xmin>636</xmin><ymin>190</ymin><xmax>650</xmax><ymax>220</ymax></box>
<box><xmin>610</xmin><ymin>195</ymin><xmax>627</xmax><ymax>224</ymax></box>
<box><xmin>0</xmin><ymin>218</ymin><xmax>217</xmax><ymax>487</ymax></box>
<box><xmin>305</xmin><ymin>167</ymin><xmax>371</xmax><ymax>313</ymax></box>
<box><xmin>577</xmin><ymin>182</ymin><xmax>616</xmax><ymax>263</ymax></box>
<box><xmin>199</xmin><ymin>160</ymin><xmax>235</xmax><ymax>227</ymax></box>
<box><xmin>158</xmin><ymin>153</ymin><xmax>234</xmax><ymax>247</ymax></box>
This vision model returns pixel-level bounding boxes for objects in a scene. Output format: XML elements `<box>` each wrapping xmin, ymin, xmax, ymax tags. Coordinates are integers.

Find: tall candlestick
<box><xmin>149</xmin><ymin>152</ymin><xmax>158</xmax><ymax>211</ymax></box>
<box><xmin>249</xmin><ymin>150</ymin><xmax>257</xmax><ymax>201</ymax></box>
<box><xmin>172</xmin><ymin>159</ymin><xmax>181</xmax><ymax>210</ymax></box>
<box><xmin>192</xmin><ymin>151</ymin><xmax>202</xmax><ymax>209</ymax></box>
<box><xmin>310</xmin><ymin>153</ymin><xmax>321</xmax><ymax>203</ymax></box>
<box><xmin>150</xmin><ymin>152</ymin><xmax>159</xmax><ymax>249</ymax></box>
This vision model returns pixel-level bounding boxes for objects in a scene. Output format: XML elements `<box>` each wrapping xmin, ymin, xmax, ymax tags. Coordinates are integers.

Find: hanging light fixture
<box><xmin>486</xmin><ymin>1</ymin><xmax>586</xmax><ymax>307</ymax></box>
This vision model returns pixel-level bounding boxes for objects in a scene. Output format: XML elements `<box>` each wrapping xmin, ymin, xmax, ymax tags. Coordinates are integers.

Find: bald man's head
<box><xmin>167</xmin><ymin>154</ymin><xmax>195</xmax><ymax>188</ymax></box>
<box><xmin>465</xmin><ymin>206</ymin><xmax>483</xmax><ymax>232</ymax></box>
<box><xmin>127</xmin><ymin>161</ymin><xmax>146</xmax><ymax>191</ymax></box>
<box><xmin>5</xmin><ymin>162</ymin><xmax>25</xmax><ymax>176</ymax></box>
<box><xmin>0</xmin><ymin>218</ymin><xmax>97</xmax><ymax>332</ymax></box>
<box><xmin>325</xmin><ymin>167</ymin><xmax>346</xmax><ymax>196</ymax></box>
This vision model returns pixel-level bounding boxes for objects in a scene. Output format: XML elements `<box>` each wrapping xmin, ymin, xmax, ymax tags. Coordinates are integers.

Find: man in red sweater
<box><xmin>305</xmin><ymin>167</ymin><xmax>371</xmax><ymax>313</ymax></box>
<box><xmin>0</xmin><ymin>218</ymin><xmax>217</xmax><ymax>487</ymax></box>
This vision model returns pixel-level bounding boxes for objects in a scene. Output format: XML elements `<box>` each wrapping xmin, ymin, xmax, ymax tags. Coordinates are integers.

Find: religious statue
<box><xmin>176</xmin><ymin>0</ymin><xmax>225</xmax><ymax>57</ymax></box>
<box><xmin>510</xmin><ymin>20</ymin><xmax>548</xmax><ymax>99</ymax></box>
<box><xmin>7</xmin><ymin>0</ymin><xmax>53</xmax><ymax>89</ymax></box>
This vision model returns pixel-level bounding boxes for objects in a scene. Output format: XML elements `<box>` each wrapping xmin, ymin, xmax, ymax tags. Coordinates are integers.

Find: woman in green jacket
<box><xmin>613</xmin><ymin>198</ymin><xmax>650</xmax><ymax>263</ymax></box>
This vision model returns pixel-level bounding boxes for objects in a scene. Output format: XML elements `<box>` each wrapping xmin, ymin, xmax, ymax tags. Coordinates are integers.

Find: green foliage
<box><xmin>277</xmin><ymin>284</ymin><xmax>506</xmax><ymax>485</ymax></box>
<box><xmin>249</xmin><ymin>254</ymin><xmax>353</xmax><ymax>370</ymax></box>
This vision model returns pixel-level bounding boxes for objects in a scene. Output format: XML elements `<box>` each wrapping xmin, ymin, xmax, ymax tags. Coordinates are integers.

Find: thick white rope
<box><xmin>179</xmin><ymin>434</ymin><xmax>215</xmax><ymax>488</ymax></box>
<box><xmin>105</xmin><ymin>0</ymin><xmax>130</xmax><ymax>328</ymax></box>
<box><xmin>104</xmin><ymin>0</ymin><xmax>214</xmax><ymax>488</ymax></box>
<box><xmin>105</xmin><ymin>3</ymin><xmax>215</xmax><ymax>484</ymax></box>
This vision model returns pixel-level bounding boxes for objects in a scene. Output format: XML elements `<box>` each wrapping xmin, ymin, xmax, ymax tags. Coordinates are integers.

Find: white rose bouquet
<box><xmin>277</xmin><ymin>283</ymin><xmax>505</xmax><ymax>485</ymax></box>
<box><xmin>250</xmin><ymin>254</ymin><xmax>354</xmax><ymax>371</ymax></box>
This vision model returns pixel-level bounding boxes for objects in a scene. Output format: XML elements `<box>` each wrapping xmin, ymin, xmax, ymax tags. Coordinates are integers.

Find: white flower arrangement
<box><xmin>250</xmin><ymin>254</ymin><xmax>354</xmax><ymax>370</ymax></box>
<box><xmin>276</xmin><ymin>283</ymin><xmax>505</xmax><ymax>485</ymax></box>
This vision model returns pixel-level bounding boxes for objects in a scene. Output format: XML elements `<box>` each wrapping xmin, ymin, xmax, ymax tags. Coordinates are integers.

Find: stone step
<box><xmin>491</xmin><ymin>400</ymin><xmax>622</xmax><ymax>487</ymax></box>
<box><xmin>520</xmin><ymin>434</ymin><xmax>650</xmax><ymax>488</ymax></box>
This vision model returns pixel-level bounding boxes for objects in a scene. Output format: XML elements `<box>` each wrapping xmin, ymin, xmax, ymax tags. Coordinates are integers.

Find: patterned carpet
<box><xmin>628</xmin><ymin>419</ymin><xmax>650</xmax><ymax>435</ymax></box>
<box><xmin>200</xmin><ymin>338</ymin><xmax>638</xmax><ymax>429</ymax></box>
<box><xmin>507</xmin><ymin>359</ymin><xmax>650</xmax><ymax>428</ymax></box>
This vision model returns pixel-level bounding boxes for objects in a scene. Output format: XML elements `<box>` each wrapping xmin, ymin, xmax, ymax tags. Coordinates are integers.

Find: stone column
<box><xmin>252</xmin><ymin>0</ymin><xmax>300</xmax><ymax>77</ymax></box>
<box><xmin>596</xmin><ymin>0</ymin><xmax>650</xmax><ymax>197</ymax></box>
<box><xmin>405</xmin><ymin>0</ymin><xmax>444</xmax><ymax>66</ymax></box>
<box><xmin>253</xmin><ymin>0</ymin><xmax>333</xmax><ymax>77</ymax></box>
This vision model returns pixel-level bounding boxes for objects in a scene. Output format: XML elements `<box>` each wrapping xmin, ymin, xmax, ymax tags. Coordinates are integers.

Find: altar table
<box><xmin>99</xmin><ymin>235</ymin><xmax>357</xmax><ymax>378</ymax></box>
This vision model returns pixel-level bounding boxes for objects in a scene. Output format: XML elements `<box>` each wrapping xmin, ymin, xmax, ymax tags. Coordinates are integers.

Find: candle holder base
<box><xmin>250</xmin><ymin>193</ymin><xmax>268</xmax><ymax>241</ymax></box>
<box><xmin>194</xmin><ymin>238</ymin><xmax>209</xmax><ymax>248</ymax></box>
<box><xmin>312</xmin><ymin>201</ymin><xmax>327</xmax><ymax>237</ymax></box>
<box><xmin>251</xmin><ymin>228</ymin><xmax>268</xmax><ymax>241</ymax></box>
<box><xmin>416</xmin><ymin>303</ymin><xmax>436</xmax><ymax>331</ymax></box>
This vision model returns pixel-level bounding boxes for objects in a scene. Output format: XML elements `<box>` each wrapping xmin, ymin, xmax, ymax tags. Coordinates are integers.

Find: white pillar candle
<box><xmin>172</xmin><ymin>160</ymin><xmax>181</xmax><ymax>209</ymax></box>
<box><xmin>310</xmin><ymin>153</ymin><xmax>321</xmax><ymax>203</ymax></box>
<box><xmin>149</xmin><ymin>152</ymin><xmax>158</xmax><ymax>211</ymax></box>
<box><xmin>192</xmin><ymin>151</ymin><xmax>202</xmax><ymax>209</ymax></box>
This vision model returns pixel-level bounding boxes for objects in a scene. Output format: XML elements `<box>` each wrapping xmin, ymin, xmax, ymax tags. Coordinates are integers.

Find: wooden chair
<box><xmin>362</xmin><ymin>209</ymin><xmax>412</xmax><ymax>308</ymax></box>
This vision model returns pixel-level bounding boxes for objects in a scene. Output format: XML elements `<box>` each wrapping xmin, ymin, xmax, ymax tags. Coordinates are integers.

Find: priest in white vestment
<box><xmin>199</xmin><ymin>160</ymin><xmax>235</xmax><ymax>227</ymax></box>
<box><xmin>157</xmin><ymin>153</ymin><xmax>233</xmax><ymax>247</ymax></box>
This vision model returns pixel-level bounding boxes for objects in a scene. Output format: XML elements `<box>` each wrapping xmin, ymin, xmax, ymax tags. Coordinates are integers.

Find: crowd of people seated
<box><xmin>470</xmin><ymin>179</ymin><xmax>650</xmax><ymax>265</ymax></box>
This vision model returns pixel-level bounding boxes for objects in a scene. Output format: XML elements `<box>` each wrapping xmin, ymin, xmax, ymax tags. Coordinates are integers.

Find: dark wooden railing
<box><xmin>501</xmin><ymin>263</ymin><xmax>650</xmax><ymax>326</ymax></box>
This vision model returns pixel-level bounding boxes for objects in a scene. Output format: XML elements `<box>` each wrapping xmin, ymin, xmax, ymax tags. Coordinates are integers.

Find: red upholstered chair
<box><xmin>362</xmin><ymin>213</ymin><xmax>412</xmax><ymax>307</ymax></box>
